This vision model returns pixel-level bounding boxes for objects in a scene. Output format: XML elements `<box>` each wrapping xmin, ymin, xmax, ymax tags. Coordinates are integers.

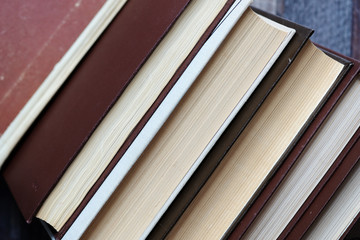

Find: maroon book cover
<box><xmin>2</xmin><ymin>0</ymin><xmax>191</xmax><ymax>223</ymax></box>
<box><xmin>56</xmin><ymin>1</ymin><xmax>238</xmax><ymax>238</ymax></box>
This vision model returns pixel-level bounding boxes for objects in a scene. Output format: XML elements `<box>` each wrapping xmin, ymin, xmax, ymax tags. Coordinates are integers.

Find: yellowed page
<box><xmin>244</xmin><ymin>77</ymin><xmax>360</xmax><ymax>239</ymax></box>
<box><xmin>37</xmin><ymin>0</ymin><xmax>229</xmax><ymax>230</ymax></box>
<box><xmin>82</xmin><ymin>9</ymin><xmax>290</xmax><ymax>240</ymax></box>
<box><xmin>167</xmin><ymin>42</ymin><xmax>344</xmax><ymax>239</ymax></box>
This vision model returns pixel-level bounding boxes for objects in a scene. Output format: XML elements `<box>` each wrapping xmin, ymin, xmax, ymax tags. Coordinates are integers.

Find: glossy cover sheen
<box><xmin>148</xmin><ymin>8</ymin><xmax>314</xmax><ymax>239</ymax></box>
<box><xmin>2</xmin><ymin>0</ymin><xmax>191</xmax><ymax>223</ymax></box>
<box><xmin>228</xmin><ymin>47</ymin><xmax>355</xmax><ymax>239</ymax></box>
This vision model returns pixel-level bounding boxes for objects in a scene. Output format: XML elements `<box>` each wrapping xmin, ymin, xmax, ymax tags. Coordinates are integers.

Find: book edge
<box><xmin>0</xmin><ymin>0</ymin><xmax>128</xmax><ymax>167</ymax></box>
<box><xmin>60</xmin><ymin>0</ymin><xmax>253</xmax><ymax>239</ymax></box>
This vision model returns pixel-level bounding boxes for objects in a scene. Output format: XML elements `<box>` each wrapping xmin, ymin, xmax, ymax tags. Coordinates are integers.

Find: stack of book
<box><xmin>1</xmin><ymin>0</ymin><xmax>359</xmax><ymax>239</ymax></box>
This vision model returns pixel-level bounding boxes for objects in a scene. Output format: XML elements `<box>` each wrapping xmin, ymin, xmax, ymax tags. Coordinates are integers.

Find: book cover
<box><xmin>0</xmin><ymin>0</ymin><xmax>130</xmax><ymax>165</ymax></box>
<box><xmin>0</xmin><ymin>0</ymin><xmax>105</xmax><ymax>137</ymax></box>
<box><xmin>2</xmin><ymin>0</ymin><xmax>191</xmax><ymax>223</ymax></box>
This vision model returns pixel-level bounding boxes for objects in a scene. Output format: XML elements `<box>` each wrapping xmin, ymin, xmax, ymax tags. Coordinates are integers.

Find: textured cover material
<box><xmin>277</xmin><ymin>49</ymin><xmax>360</xmax><ymax>240</ymax></box>
<box><xmin>0</xmin><ymin>0</ymin><xmax>105</xmax><ymax>136</ymax></box>
<box><xmin>56</xmin><ymin>1</ymin><xmax>238</xmax><ymax>238</ymax></box>
<box><xmin>2</xmin><ymin>0</ymin><xmax>191</xmax><ymax>223</ymax></box>
<box><xmin>147</xmin><ymin>8</ymin><xmax>313</xmax><ymax>239</ymax></box>
<box><xmin>228</xmin><ymin>47</ymin><xmax>355</xmax><ymax>240</ymax></box>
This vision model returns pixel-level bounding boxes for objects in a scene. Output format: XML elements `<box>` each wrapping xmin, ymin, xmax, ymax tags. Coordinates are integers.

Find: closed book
<box><xmin>79</xmin><ymin>6</ymin><xmax>294</xmax><ymax>240</ymax></box>
<box><xmin>237</xmin><ymin>48</ymin><xmax>359</xmax><ymax>239</ymax></box>
<box><xmin>149</xmin><ymin>7</ymin><xmax>313</xmax><ymax>239</ymax></box>
<box><xmin>278</xmin><ymin>48</ymin><xmax>360</xmax><ymax>239</ymax></box>
<box><xmin>286</xmin><ymin>127</ymin><xmax>360</xmax><ymax>239</ymax></box>
<box><xmin>56</xmin><ymin>1</ymin><xmax>254</xmax><ymax>239</ymax></box>
<box><xmin>303</xmin><ymin>138</ymin><xmax>360</xmax><ymax>239</ymax></box>
<box><xmin>229</xmin><ymin>46</ymin><xmax>356</xmax><ymax>239</ymax></box>
<box><xmin>2</xmin><ymin>0</ymin><xmax>191</xmax><ymax>228</ymax></box>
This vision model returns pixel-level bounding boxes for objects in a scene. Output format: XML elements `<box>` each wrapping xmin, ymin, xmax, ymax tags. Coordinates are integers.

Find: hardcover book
<box><xmin>3</xmin><ymin>0</ymin><xmax>192</xmax><ymax>226</ymax></box>
<box><xmin>237</xmin><ymin>50</ymin><xmax>360</xmax><ymax>239</ymax></box>
<box><xmin>278</xmin><ymin>50</ymin><xmax>360</xmax><ymax>239</ymax></box>
<box><xmin>165</xmin><ymin>39</ymin><xmax>347</xmax><ymax>239</ymax></box>
<box><xmin>149</xmin><ymin>7</ymin><xmax>313</xmax><ymax>239</ymax></box>
<box><xmin>79</xmin><ymin>6</ymin><xmax>294</xmax><ymax>240</ymax></box>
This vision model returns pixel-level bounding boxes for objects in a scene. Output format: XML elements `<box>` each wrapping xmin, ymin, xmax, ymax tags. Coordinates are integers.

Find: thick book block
<box><xmin>235</xmin><ymin>49</ymin><xmax>359</xmax><ymax>239</ymax></box>
<box><xmin>278</xmin><ymin>48</ymin><xmax>360</xmax><ymax>239</ymax></box>
<box><xmin>56</xmin><ymin>1</ymin><xmax>246</xmax><ymax>238</ymax></box>
<box><xmin>148</xmin><ymin>7</ymin><xmax>313</xmax><ymax>239</ymax></box>
<box><xmin>286</xmin><ymin>127</ymin><xmax>360</xmax><ymax>239</ymax></box>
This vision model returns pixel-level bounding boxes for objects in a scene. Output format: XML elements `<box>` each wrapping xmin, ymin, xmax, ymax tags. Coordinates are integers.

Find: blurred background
<box><xmin>252</xmin><ymin>0</ymin><xmax>359</xmax><ymax>59</ymax></box>
<box><xmin>1</xmin><ymin>0</ymin><xmax>359</xmax><ymax>239</ymax></box>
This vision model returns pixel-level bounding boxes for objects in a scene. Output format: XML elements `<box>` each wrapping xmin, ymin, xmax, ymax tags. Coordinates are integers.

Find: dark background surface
<box><xmin>1</xmin><ymin>0</ymin><xmax>359</xmax><ymax>239</ymax></box>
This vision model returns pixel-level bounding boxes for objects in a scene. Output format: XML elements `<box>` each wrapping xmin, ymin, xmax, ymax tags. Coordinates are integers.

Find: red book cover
<box><xmin>0</xmin><ymin>0</ymin><xmax>105</xmax><ymax>136</ymax></box>
<box><xmin>2</xmin><ymin>0</ymin><xmax>191</xmax><ymax>224</ymax></box>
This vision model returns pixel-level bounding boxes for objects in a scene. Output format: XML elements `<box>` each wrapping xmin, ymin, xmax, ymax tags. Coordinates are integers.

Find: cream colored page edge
<box><xmin>0</xmin><ymin>0</ymin><xmax>128</xmax><ymax>167</ymax></box>
<box><xmin>62</xmin><ymin>1</ymin><xmax>253</xmax><ymax>239</ymax></box>
<box><xmin>228</xmin><ymin>47</ymin><xmax>347</xmax><ymax>240</ymax></box>
<box><xmin>243</xmin><ymin>78</ymin><xmax>360</xmax><ymax>239</ymax></box>
<box><xmin>141</xmin><ymin>15</ymin><xmax>295</xmax><ymax>240</ymax></box>
<box><xmin>167</xmin><ymin>43</ymin><xmax>344</xmax><ymax>239</ymax></box>
<box><xmin>303</xmin><ymin>78</ymin><xmax>360</xmax><ymax>239</ymax></box>
<box><xmin>305</xmin><ymin>162</ymin><xmax>360</xmax><ymax>239</ymax></box>
<box><xmin>39</xmin><ymin>0</ymin><xmax>231</xmax><ymax>230</ymax></box>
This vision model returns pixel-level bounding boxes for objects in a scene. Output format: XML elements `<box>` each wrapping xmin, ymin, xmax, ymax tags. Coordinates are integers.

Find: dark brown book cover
<box><xmin>1</xmin><ymin>0</ymin><xmax>191</xmax><ymax>223</ymax></box>
<box><xmin>343</xmin><ymin>193</ymin><xmax>360</xmax><ymax>240</ymax></box>
<box><xmin>277</xmin><ymin>50</ymin><xmax>360</xmax><ymax>239</ymax></box>
<box><xmin>283</xmin><ymin>128</ymin><xmax>360</xmax><ymax>239</ymax></box>
<box><xmin>55</xmin><ymin>1</ymin><xmax>238</xmax><ymax>238</ymax></box>
<box><xmin>147</xmin><ymin>8</ymin><xmax>314</xmax><ymax>239</ymax></box>
<box><xmin>228</xmin><ymin>48</ymin><xmax>357</xmax><ymax>240</ymax></box>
